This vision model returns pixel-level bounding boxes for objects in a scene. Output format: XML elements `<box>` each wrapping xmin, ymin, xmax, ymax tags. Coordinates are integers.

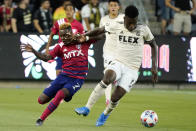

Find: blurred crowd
<box><xmin>1</xmin><ymin>0</ymin><xmax>196</xmax><ymax>36</ymax></box>
<box><xmin>155</xmin><ymin>0</ymin><xmax>196</xmax><ymax>36</ymax></box>
<box><xmin>0</xmin><ymin>0</ymin><xmax>109</xmax><ymax>33</ymax></box>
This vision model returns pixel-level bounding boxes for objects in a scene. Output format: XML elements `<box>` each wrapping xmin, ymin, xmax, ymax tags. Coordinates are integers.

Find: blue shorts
<box><xmin>43</xmin><ymin>74</ymin><xmax>84</xmax><ymax>102</ymax></box>
<box><xmin>55</xmin><ymin>57</ymin><xmax>63</xmax><ymax>70</ymax></box>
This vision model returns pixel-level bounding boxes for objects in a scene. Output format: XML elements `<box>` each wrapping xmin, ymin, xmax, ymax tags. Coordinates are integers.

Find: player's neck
<box><xmin>109</xmin><ymin>13</ymin><xmax>118</xmax><ymax>19</ymax></box>
<box><xmin>19</xmin><ymin>3</ymin><xmax>26</xmax><ymax>9</ymax></box>
<box><xmin>67</xmin><ymin>17</ymin><xmax>74</xmax><ymax>23</ymax></box>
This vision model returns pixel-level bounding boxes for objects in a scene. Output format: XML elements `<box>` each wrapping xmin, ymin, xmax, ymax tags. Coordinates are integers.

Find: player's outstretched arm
<box><xmin>85</xmin><ymin>26</ymin><xmax>105</xmax><ymax>37</ymax></box>
<box><xmin>45</xmin><ymin>32</ymin><xmax>55</xmax><ymax>54</ymax></box>
<box><xmin>20</xmin><ymin>44</ymin><xmax>53</xmax><ymax>62</ymax></box>
<box><xmin>147</xmin><ymin>39</ymin><xmax>158</xmax><ymax>83</ymax></box>
<box><xmin>76</xmin><ymin>27</ymin><xmax>106</xmax><ymax>43</ymax></box>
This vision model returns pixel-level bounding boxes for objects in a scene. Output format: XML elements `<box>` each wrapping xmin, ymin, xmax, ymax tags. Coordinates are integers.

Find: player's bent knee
<box><xmin>38</xmin><ymin>97</ymin><xmax>44</xmax><ymax>105</ymax></box>
<box><xmin>38</xmin><ymin>94</ymin><xmax>51</xmax><ymax>104</ymax></box>
<box><xmin>103</xmin><ymin>70</ymin><xmax>116</xmax><ymax>85</ymax></box>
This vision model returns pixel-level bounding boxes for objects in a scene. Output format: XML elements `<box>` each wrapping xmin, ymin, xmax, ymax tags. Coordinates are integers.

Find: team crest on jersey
<box><xmin>76</xmin><ymin>44</ymin><xmax>81</xmax><ymax>49</ymax></box>
<box><xmin>63</xmin><ymin>48</ymin><xmax>67</xmax><ymax>52</ymax></box>
<box><xmin>136</xmin><ymin>30</ymin><xmax>141</xmax><ymax>36</ymax></box>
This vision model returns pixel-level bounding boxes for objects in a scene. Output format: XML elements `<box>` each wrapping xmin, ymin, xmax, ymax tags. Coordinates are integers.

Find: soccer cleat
<box><xmin>75</xmin><ymin>107</ymin><xmax>90</xmax><ymax>116</ymax></box>
<box><xmin>96</xmin><ymin>112</ymin><xmax>110</xmax><ymax>127</ymax></box>
<box><xmin>36</xmin><ymin>118</ymin><xmax>43</xmax><ymax>126</ymax></box>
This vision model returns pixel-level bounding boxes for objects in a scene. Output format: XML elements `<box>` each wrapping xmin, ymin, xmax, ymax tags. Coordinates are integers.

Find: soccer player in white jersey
<box><xmin>75</xmin><ymin>5</ymin><xmax>158</xmax><ymax>126</ymax></box>
<box><xmin>75</xmin><ymin>0</ymin><xmax>124</xmax><ymax>116</ymax></box>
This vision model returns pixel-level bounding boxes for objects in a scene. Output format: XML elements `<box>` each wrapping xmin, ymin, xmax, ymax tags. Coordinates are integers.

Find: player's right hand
<box><xmin>75</xmin><ymin>34</ymin><xmax>86</xmax><ymax>43</ymax></box>
<box><xmin>20</xmin><ymin>44</ymin><xmax>34</xmax><ymax>52</ymax></box>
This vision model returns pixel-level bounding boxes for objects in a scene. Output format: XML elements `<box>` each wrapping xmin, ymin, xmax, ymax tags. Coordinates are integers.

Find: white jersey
<box><xmin>81</xmin><ymin>4</ymin><xmax>105</xmax><ymax>31</ymax></box>
<box><xmin>114</xmin><ymin>23</ymin><xmax>154</xmax><ymax>71</ymax></box>
<box><xmin>99</xmin><ymin>14</ymin><xmax>124</xmax><ymax>59</ymax></box>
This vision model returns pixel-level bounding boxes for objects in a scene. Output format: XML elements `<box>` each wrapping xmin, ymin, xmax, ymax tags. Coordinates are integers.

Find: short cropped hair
<box><xmin>59</xmin><ymin>23</ymin><xmax>72</xmax><ymax>30</ymax></box>
<box><xmin>108</xmin><ymin>0</ymin><xmax>120</xmax><ymax>4</ymax></box>
<box><xmin>125</xmin><ymin>5</ymin><xmax>139</xmax><ymax>18</ymax></box>
<box><xmin>64</xmin><ymin>3</ymin><xmax>75</xmax><ymax>10</ymax></box>
<box><xmin>41</xmin><ymin>0</ymin><xmax>49</xmax><ymax>5</ymax></box>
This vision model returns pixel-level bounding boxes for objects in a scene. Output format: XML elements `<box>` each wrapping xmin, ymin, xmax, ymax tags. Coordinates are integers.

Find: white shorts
<box><xmin>105</xmin><ymin>60</ymin><xmax>138</xmax><ymax>92</ymax></box>
<box><xmin>103</xmin><ymin>55</ymin><xmax>114</xmax><ymax>68</ymax></box>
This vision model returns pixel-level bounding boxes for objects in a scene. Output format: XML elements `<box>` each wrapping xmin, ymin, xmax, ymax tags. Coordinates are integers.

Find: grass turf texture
<box><xmin>0</xmin><ymin>87</ymin><xmax>196</xmax><ymax>131</ymax></box>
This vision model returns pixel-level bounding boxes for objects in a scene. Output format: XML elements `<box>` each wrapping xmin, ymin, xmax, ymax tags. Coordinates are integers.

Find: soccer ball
<box><xmin>140</xmin><ymin>110</ymin><xmax>158</xmax><ymax>127</ymax></box>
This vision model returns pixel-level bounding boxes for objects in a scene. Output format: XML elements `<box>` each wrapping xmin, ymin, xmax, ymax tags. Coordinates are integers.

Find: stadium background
<box><xmin>0</xmin><ymin>33</ymin><xmax>195</xmax><ymax>82</ymax></box>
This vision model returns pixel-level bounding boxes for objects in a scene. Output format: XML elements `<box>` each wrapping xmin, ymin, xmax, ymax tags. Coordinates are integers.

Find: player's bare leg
<box><xmin>105</xmin><ymin>84</ymin><xmax>112</xmax><ymax>106</ymax></box>
<box><xmin>104</xmin><ymin>86</ymin><xmax>126</xmax><ymax>114</ymax></box>
<box><xmin>96</xmin><ymin>86</ymin><xmax>126</xmax><ymax>126</ymax></box>
<box><xmin>38</xmin><ymin>93</ymin><xmax>51</xmax><ymax>105</ymax></box>
<box><xmin>75</xmin><ymin>69</ymin><xmax>116</xmax><ymax>116</ymax></box>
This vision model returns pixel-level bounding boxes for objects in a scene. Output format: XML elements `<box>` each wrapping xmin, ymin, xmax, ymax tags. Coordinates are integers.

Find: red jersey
<box><xmin>0</xmin><ymin>6</ymin><xmax>12</xmax><ymax>25</ymax></box>
<box><xmin>49</xmin><ymin>41</ymin><xmax>95</xmax><ymax>79</ymax></box>
<box><xmin>51</xmin><ymin>18</ymin><xmax>84</xmax><ymax>42</ymax></box>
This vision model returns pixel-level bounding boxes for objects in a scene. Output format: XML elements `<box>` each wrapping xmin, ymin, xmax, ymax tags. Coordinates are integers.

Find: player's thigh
<box><xmin>173</xmin><ymin>13</ymin><xmax>183</xmax><ymax>33</ymax></box>
<box><xmin>118</xmin><ymin>68</ymin><xmax>138</xmax><ymax>92</ymax></box>
<box><xmin>104</xmin><ymin>61</ymin><xmax>122</xmax><ymax>81</ymax></box>
<box><xmin>43</xmin><ymin>74</ymin><xmax>65</xmax><ymax>99</ymax></box>
<box><xmin>63</xmin><ymin>77</ymin><xmax>84</xmax><ymax>102</ymax></box>
<box><xmin>183</xmin><ymin>15</ymin><xmax>192</xmax><ymax>33</ymax></box>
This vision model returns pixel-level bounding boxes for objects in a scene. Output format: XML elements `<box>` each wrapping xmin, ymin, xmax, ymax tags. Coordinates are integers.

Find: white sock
<box><xmin>85</xmin><ymin>81</ymin><xmax>107</xmax><ymax>110</ymax></box>
<box><xmin>105</xmin><ymin>84</ymin><xmax>112</xmax><ymax>105</ymax></box>
<box><xmin>103</xmin><ymin>101</ymin><xmax>119</xmax><ymax>115</ymax></box>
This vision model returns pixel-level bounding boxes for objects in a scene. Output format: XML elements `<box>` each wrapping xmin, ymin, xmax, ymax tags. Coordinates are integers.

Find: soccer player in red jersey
<box><xmin>45</xmin><ymin>3</ymin><xmax>84</xmax><ymax>76</ymax></box>
<box><xmin>20</xmin><ymin>23</ymin><xmax>104</xmax><ymax>126</ymax></box>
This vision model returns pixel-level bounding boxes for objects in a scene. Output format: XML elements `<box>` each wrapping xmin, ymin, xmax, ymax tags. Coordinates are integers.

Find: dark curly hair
<box><xmin>125</xmin><ymin>5</ymin><xmax>139</xmax><ymax>18</ymax></box>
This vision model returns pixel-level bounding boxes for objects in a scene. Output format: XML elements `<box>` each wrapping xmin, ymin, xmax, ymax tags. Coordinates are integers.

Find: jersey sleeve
<box><xmin>144</xmin><ymin>25</ymin><xmax>154</xmax><ymax>42</ymax></box>
<box><xmin>81</xmin><ymin>5</ymin><xmax>90</xmax><ymax>18</ymax></box>
<box><xmin>78</xmin><ymin>22</ymin><xmax>84</xmax><ymax>34</ymax></box>
<box><xmin>49</xmin><ymin>44</ymin><xmax>61</xmax><ymax>58</ymax></box>
<box><xmin>51</xmin><ymin>21</ymin><xmax>59</xmax><ymax>34</ymax></box>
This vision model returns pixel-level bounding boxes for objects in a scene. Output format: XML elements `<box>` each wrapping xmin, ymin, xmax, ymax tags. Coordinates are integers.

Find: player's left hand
<box><xmin>20</xmin><ymin>44</ymin><xmax>34</xmax><ymax>52</ymax></box>
<box><xmin>151</xmin><ymin>67</ymin><xmax>158</xmax><ymax>83</ymax></box>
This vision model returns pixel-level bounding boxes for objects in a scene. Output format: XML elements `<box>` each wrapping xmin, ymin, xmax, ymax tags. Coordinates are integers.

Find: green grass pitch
<box><xmin>0</xmin><ymin>87</ymin><xmax>196</xmax><ymax>131</ymax></box>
